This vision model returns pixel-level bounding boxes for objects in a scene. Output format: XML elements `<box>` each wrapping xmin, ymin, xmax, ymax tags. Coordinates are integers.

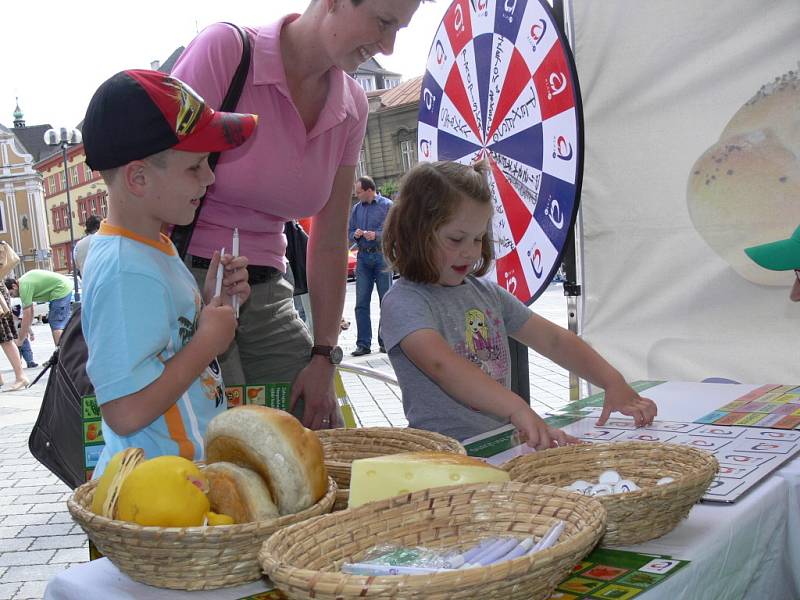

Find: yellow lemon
<box><xmin>91</xmin><ymin>448</ymin><xmax>144</xmax><ymax>516</ymax></box>
<box><xmin>206</xmin><ymin>511</ymin><xmax>235</xmax><ymax>526</ymax></box>
<box><xmin>117</xmin><ymin>456</ymin><xmax>210</xmax><ymax>527</ymax></box>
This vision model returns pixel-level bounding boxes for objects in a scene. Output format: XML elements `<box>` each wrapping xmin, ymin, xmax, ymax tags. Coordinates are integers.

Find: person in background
<box><xmin>79</xmin><ymin>69</ymin><xmax>254</xmax><ymax>477</ymax></box>
<box><xmin>170</xmin><ymin>0</ymin><xmax>427</xmax><ymax>429</ymax></box>
<box><xmin>745</xmin><ymin>225</ymin><xmax>800</xmax><ymax>302</ymax></box>
<box><xmin>348</xmin><ymin>175</ymin><xmax>393</xmax><ymax>356</ymax></box>
<box><xmin>73</xmin><ymin>215</ymin><xmax>102</xmax><ymax>275</ymax></box>
<box><xmin>380</xmin><ymin>160</ymin><xmax>657</xmax><ymax>447</ymax></box>
<box><xmin>0</xmin><ymin>279</ymin><xmax>29</xmax><ymax>391</ymax></box>
<box><xmin>5</xmin><ymin>271</ymin><xmax>73</xmax><ymax>346</ymax></box>
<box><xmin>10</xmin><ymin>302</ymin><xmax>36</xmax><ymax>368</ymax></box>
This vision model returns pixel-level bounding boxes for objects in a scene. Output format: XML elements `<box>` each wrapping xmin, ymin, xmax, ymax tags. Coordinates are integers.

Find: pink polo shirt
<box><xmin>171</xmin><ymin>17</ymin><xmax>369</xmax><ymax>270</ymax></box>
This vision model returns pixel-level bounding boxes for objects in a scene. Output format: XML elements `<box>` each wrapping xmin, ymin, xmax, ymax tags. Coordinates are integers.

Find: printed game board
<box><xmin>549</xmin><ymin>548</ymin><xmax>689</xmax><ymax>599</ymax></box>
<box><xmin>562</xmin><ymin>417</ymin><xmax>800</xmax><ymax>503</ymax></box>
<box><xmin>695</xmin><ymin>384</ymin><xmax>800</xmax><ymax>429</ymax></box>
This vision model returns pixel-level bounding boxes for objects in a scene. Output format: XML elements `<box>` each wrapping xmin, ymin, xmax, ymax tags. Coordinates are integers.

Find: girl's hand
<box><xmin>511</xmin><ymin>406</ymin><xmax>580</xmax><ymax>450</ymax></box>
<box><xmin>597</xmin><ymin>380</ymin><xmax>657</xmax><ymax>427</ymax></box>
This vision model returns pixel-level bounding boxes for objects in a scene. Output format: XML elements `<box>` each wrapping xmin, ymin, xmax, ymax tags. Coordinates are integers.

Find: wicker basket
<box><xmin>259</xmin><ymin>481</ymin><xmax>606</xmax><ymax>599</ymax></box>
<box><xmin>316</xmin><ymin>427</ymin><xmax>465</xmax><ymax>510</ymax></box>
<box><xmin>68</xmin><ymin>476</ymin><xmax>337</xmax><ymax>590</ymax></box>
<box><xmin>504</xmin><ymin>441</ymin><xmax>718</xmax><ymax>546</ymax></box>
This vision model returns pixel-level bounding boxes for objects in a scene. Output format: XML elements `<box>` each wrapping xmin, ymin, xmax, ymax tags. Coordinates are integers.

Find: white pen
<box><xmin>214</xmin><ymin>247</ymin><xmax>225</xmax><ymax>298</ymax></box>
<box><xmin>529</xmin><ymin>520</ymin><xmax>565</xmax><ymax>554</ymax></box>
<box><xmin>231</xmin><ymin>228</ymin><xmax>240</xmax><ymax>317</ymax></box>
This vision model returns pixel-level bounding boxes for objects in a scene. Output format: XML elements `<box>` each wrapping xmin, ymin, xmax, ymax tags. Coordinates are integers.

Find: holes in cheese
<box><xmin>348</xmin><ymin>452</ymin><xmax>510</xmax><ymax>508</ymax></box>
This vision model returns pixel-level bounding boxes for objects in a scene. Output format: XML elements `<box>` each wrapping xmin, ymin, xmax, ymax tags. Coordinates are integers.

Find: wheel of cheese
<box><xmin>687</xmin><ymin>67</ymin><xmax>800</xmax><ymax>285</ymax></box>
<box><xmin>204</xmin><ymin>461</ymin><xmax>280</xmax><ymax>524</ymax></box>
<box><xmin>205</xmin><ymin>406</ymin><xmax>327</xmax><ymax>515</ymax></box>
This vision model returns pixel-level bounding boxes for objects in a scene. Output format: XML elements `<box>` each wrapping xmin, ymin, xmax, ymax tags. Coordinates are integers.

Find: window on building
<box><xmin>62</xmin><ymin>206</ymin><xmax>71</xmax><ymax>232</ymax></box>
<box><xmin>0</xmin><ymin>202</ymin><xmax>6</xmax><ymax>234</ymax></box>
<box><xmin>59</xmin><ymin>172</ymin><xmax>66</xmax><ymax>189</ymax></box>
<box><xmin>52</xmin><ymin>206</ymin><xmax>62</xmax><ymax>231</ymax></box>
<box><xmin>78</xmin><ymin>200</ymin><xmax>89</xmax><ymax>225</ymax></box>
<box><xmin>356</xmin><ymin>76</ymin><xmax>375</xmax><ymax>92</ymax></box>
<box><xmin>48</xmin><ymin>175</ymin><xmax>57</xmax><ymax>195</ymax></box>
<box><xmin>84</xmin><ymin>164</ymin><xmax>93</xmax><ymax>181</ymax></box>
<box><xmin>400</xmin><ymin>139</ymin><xmax>417</xmax><ymax>172</ymax></box>
<box><xmin>384</xmin><ymin>78</ymin><xmax>401</xmax><ymax>89</ymax></box>
<box><xmin>356</xmin><ymin>148</ymin><xmax>367</xmax><ymax>179</ymax></box>
<box><xmin>71</xmin><ymin>166</ymin><xmax>79</xmax><ymax>186</ymax></box>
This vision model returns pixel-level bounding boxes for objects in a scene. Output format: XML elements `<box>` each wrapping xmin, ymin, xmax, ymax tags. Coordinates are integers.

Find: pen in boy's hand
<box><xmin>232</xmin><ymin>228</ymin><xmax>240</xmax><ymax>317</ymax></box>
<box><xmin>214</xmin><ymin>248</ymin><xmax>225</xmax><ymax>298</ymax></box>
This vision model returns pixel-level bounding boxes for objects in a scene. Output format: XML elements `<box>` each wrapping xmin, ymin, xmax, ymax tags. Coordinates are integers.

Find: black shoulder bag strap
<box><xmin>170</xmin><ymin>22</ymin><xmax>252</xmax><ymax>260</ymax></box>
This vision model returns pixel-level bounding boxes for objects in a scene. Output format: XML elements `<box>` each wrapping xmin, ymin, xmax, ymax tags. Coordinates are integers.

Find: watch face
<box><xmin>330</xmin><ymin>346</ymin><xmax>343</xmax><ymax>365</ymax></box>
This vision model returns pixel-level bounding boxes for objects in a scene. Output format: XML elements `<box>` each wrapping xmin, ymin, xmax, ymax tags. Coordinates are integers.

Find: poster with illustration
<box><xmin>572</xmin><ymin>0</ymin><xmax>800</xmax><ymax>385</ymax></box>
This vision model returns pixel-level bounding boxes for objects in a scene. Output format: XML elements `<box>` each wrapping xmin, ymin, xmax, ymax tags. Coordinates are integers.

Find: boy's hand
<box><xmin>511</xmin><ymin>406</ymin><xmax>579</xmax><ymax>450</ymax></box>
<box><xmin>202</xmin><ymin>251</ymin><xmax>250</xmax><ymax>309</ymax></box>
<box><xmin>597</xmin><ymin>380</ymin><xmax>657</xmax><ymax>427</ymax></box>
<box><xmin>196</xmin><ymin>295</ymin><xmax>237</xmax><ymax>357</ymax></box>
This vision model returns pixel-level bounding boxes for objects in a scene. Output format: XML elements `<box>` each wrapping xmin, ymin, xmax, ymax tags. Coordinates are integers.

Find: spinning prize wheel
<box><xmin>418</xmin><ymin>0</ymin><xmax>583</xmax><ymax>304</ymax></box>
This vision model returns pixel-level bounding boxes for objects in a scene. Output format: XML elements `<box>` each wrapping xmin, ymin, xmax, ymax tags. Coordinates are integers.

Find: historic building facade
<box><xmin>0</xmin><ymin>104</ymin><xmax>53</xmax><ymax>273</ymax></box>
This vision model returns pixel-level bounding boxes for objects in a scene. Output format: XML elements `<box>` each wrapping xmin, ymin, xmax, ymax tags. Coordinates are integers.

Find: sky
<box><xmin>2</xmin><ymin>1</ymin><xmax>450</xmax><ymax>130</ymax></box>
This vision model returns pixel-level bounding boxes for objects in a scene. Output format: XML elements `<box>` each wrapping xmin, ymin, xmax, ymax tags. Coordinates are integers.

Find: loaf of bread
<box><xmin>205</xmin><ymin>406</ymin><xmax>328</xmax><ymax>515</ymax></box>
<box><xmin>687</xmin><ymin>65</ymin><xmax>800</xmax><ymax>285</ymax></box>
<box><xmin>204</xmin><ymin>461</ymin><xmax>280</xmax><ymax>524</ymax></box>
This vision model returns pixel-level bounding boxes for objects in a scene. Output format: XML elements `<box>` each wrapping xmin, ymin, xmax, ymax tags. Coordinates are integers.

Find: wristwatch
<box><xmin>310</xmin><ymin>345</ymin><xmax>343</xmax><ymax>365</ymax></box>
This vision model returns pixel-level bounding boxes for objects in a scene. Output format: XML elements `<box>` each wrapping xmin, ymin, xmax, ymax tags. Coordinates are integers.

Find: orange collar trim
<box><xmin>97</xmin><ymin>222</ymin><xmax>176</xmax><ymax>256</ymax></box>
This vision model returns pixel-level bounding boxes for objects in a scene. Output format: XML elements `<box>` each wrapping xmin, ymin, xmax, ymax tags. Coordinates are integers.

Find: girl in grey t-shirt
<box><xmin>380</xmin><ymin>160</ymin><xmax>657</xmax><ymax>447</ymax></box>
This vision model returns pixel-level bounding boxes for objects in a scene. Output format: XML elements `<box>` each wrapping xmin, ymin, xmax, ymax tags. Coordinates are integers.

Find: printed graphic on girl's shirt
<box><xmin>456</xmin><ymin>307</ymin><xmax>508</xmax><ymax>382</ymax></box>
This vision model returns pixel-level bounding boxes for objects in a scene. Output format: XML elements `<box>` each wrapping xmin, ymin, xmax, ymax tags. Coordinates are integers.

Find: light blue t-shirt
<box><xmin>82</xmin><ymin>223</ymin><xmax>225</xmax><ymax>477</ymax></box>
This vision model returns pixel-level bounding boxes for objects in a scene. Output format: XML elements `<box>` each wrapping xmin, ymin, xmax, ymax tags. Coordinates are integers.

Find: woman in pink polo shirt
<box><xmin>171</xmin><ymin>0</ymin><xmax>426</xmax><ymax>430</ymax></box>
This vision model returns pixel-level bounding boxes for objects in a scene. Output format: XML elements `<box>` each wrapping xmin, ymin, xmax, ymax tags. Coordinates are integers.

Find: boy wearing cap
<box><xmin>80</xmin><ymin>69</ymin><xmax>257</xmax><ymax>477</ymax></box>
<box><xmin>745</xmin><ymin>225</ymin><xmax>800</xmax><ymax>302</ymax></box>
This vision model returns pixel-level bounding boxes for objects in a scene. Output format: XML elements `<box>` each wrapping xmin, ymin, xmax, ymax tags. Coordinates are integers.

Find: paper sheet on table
<box><xmin>549</xmin><ymin>381</ymin><xmax>765</xmax><ymax>423</ymax></box>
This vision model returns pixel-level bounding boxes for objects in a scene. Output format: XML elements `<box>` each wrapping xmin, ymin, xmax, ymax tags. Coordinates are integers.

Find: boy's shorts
<box><xmin>48</xmin><ymin>293</ymin><xmax>73</xmax><ymax>330</ymax></box>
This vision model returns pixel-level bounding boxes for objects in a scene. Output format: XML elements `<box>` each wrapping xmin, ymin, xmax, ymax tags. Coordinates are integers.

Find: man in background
<box><xmin>348</xmin><ymin>176</ymin><xmax>393</xmax><ymax>356</ymax></box>
<box><xmin>73</xmin><ymin>214</ymin><xmax>102</xmax><ymax>275</ymax></box>
<box><xmin>5</xmin><ymin>270</ymin><xmax>74</xmax><ymax>345</ymax></box>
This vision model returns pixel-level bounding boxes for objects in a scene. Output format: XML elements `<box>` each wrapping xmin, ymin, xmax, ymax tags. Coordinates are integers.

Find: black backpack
<box><xmin>28</xmin><ymin>305</ymin><xmax>92</xmax><ymax>489</ymax></box>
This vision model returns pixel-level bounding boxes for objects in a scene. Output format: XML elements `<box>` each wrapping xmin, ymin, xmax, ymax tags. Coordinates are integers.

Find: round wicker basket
<box><xmin>504</xmin><ymin>441</ymin><xmax>718</xmax><ymax>546</ymax></box>
<box><xmin>259</xmin><ymin>481</ymin><xmax>606</xmax><ymax>600</ymax></box>
<box><xmin>68</xmin><ymin>476</ymin><xmax>337</xmax><ymax>590</ymax></box>
<box><xmin>315</xmin><ymin>427</ymin><xmax>465</xmax><ymax>510</ymax></box>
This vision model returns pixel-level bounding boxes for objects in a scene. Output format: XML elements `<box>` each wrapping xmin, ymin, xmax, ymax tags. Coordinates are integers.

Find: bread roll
<box><xmin>204</xmin><ymin>461</ymin><xmax>279</xmax><ymax>523</ymax></box>
<box><xmin>687</xmin><ymin>65</ymin><xmax>800</xmax><ymax>285</ymax></box>
<box><xmin>205</xmin><ymin>406</ymin><xmax>327</xmax><ymax>515</ymax></box>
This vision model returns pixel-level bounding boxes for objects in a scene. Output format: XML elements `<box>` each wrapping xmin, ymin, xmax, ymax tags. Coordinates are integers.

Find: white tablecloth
<box><xmin>43</xmin><ymin>558</ymin><xmax>272</xmax><ymax>599</ymax></box>
<box><xmin>45</xmin><ymin>382</ymin><xmax>800</xmax><ymax>599</ymax></box>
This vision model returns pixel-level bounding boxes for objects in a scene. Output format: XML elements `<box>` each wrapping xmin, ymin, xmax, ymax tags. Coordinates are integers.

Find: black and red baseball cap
<box><xmin>83</xmin><ymin>69</ymin><xmax>257</xmax><ymax>171</ymax></box>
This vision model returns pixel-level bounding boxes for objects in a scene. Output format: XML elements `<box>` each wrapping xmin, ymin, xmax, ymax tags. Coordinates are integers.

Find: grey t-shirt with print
<box><xmin>380</xmin><ymin>276</ymin><xmax>532</xmax><ymax>441</ymax></box>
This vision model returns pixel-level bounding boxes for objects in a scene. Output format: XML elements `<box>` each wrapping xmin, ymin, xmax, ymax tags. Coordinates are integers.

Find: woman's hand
<box><xmin>597</xmin><ymin>380</ymin><xmax>657</xmax><ymax>427</ymax></box>
<box><xmin>289</xmin><ymin>359</ymin><xmax>343</xmax><ymax>430</ymax></box>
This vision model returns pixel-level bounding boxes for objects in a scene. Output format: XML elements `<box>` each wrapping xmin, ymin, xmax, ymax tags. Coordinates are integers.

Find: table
<box><xmin>45</xmin><ymin>382</ymin><xmax>800</xmax><ymax>599</ymax></box>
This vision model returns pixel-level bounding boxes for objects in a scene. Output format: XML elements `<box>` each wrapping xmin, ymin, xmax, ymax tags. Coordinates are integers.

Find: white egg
<box><xmin>590</xmin><ymin>483</ymin><xmax>614</xmax><ymax>496</ymax></box>
<box><xmin>614</xmin><ymin>479</ymin><xmax>640</xmax><ymax>494</ymax></box>
<box><xmin>598</xmin><ymin>470</ymin><xmax>621</xmax><ymax>484</ymax></box>
<box><xmin>656</xmin><ymin>477</ymin><xmax>675</xmax><ymax>486</ymax></box>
